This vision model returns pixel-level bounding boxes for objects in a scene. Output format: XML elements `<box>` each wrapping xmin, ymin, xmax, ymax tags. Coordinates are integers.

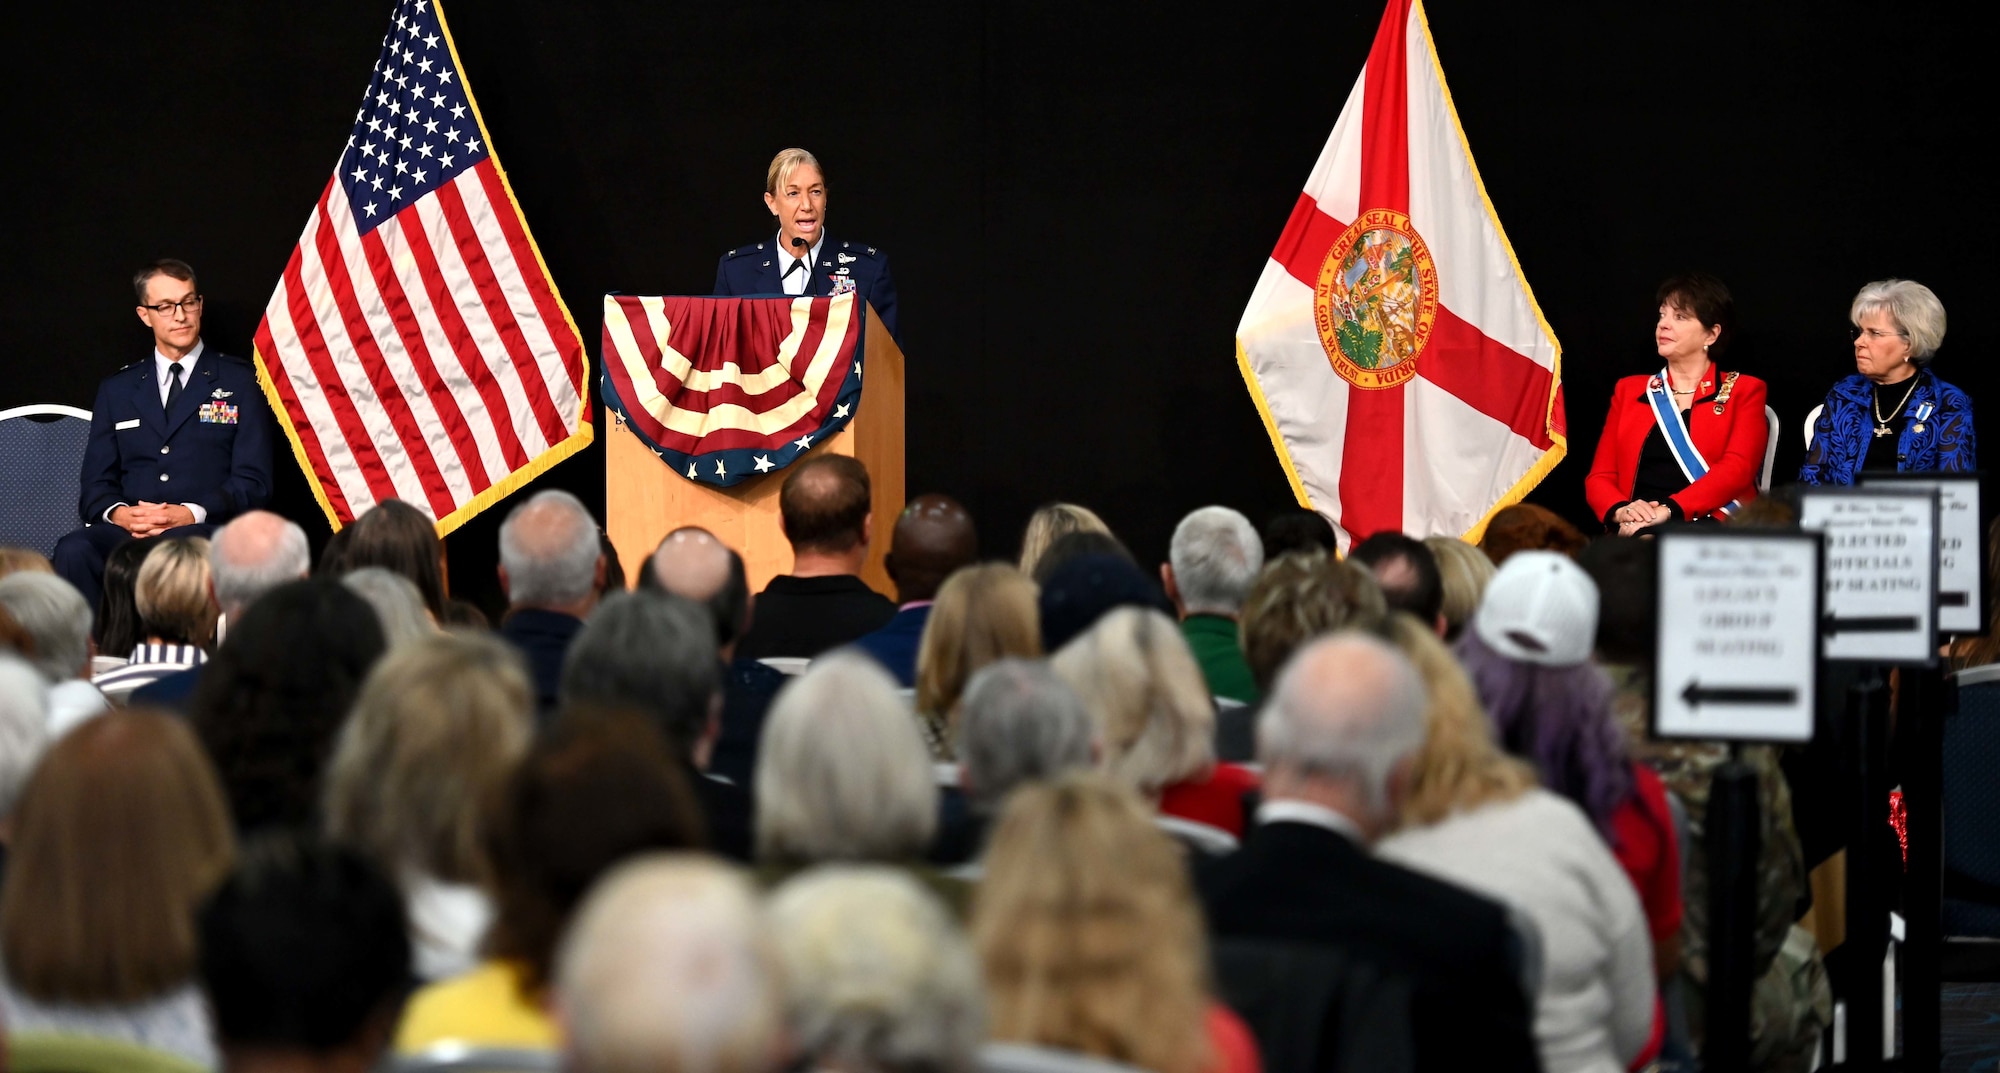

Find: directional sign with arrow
<box><xmin>1799</xmin><ymin>485</ymin><xmax>1940</xmax><ymax>666</ymax></box>
<box><xmin>1656</xmin><ymin>531</ymin><xmax>1820</xmax><ymax>744</ymax></box>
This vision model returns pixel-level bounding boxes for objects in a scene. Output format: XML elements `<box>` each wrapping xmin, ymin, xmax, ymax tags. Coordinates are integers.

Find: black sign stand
<box><xmin>1705</xmin><ymin>748</ymin><xmax>1761</xmax><ymax>1073</ymax></box>
<box><xmin>1842</xmin><ymin>675</ymin><xmax>1891</xmax><ymax>1072</ymax></box>
<box><xmin>1901</xmin><ymin>663</ymin><xmax>1951</xmax><ymax>1073</ymax></box>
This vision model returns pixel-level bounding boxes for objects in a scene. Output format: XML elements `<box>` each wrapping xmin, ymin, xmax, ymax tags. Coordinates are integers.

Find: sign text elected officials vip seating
<box><xmin>1799</xmin><ymin>486</ymin><xmax>1940</xmax><ymax>666</ymax></box>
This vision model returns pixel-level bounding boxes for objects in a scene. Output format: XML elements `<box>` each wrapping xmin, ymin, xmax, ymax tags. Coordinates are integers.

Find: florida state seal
<box><xmin>1313</xmin><ymin>208</ymin><xmax>1440</xmax><ymax>390</ymax></box>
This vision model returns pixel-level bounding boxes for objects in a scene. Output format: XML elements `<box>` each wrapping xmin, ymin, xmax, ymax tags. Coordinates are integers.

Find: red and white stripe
<box><xmin>1237</xmin><ymin>0</ymin><xmax>1565</xmax><ymax>550</ymax></box>
<box><xmin>255</xmin><ymin>159</ymin><xmax>587</xmax><ymax>529</ymax></box>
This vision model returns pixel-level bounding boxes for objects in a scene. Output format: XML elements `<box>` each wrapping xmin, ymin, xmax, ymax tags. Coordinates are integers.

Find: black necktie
<box><xmin>166</xmin><ymin>362</ymin><xmax>185</xmax><ymax>410</ymax></box>
<box><xmin>784</xmin><ymin>257</ymin><xmax>807</xmax><ymax>282</ymax></box>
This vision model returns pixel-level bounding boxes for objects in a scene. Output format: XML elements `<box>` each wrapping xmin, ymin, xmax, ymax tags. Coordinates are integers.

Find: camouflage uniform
<box><xmin>1605</xmin><ymin>664</ymin><xmax>1832</xmax><ymax>1073</ymax></box>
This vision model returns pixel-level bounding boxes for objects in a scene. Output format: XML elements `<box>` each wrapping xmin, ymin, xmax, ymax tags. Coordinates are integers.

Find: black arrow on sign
<box><xmin>1941</xmin><ymin>592</ymin><xmax>1970</xmax><ymax>607</ymax></box>
<box><xmin>1821</xmin><ymin>613</ymin><xmax>1921</xmax><ymax>635</ymax></box>
<box><xmin>1682</xmin><ymin>681</ymin><xmax>1800</xmax><ymax>707</ymax></box>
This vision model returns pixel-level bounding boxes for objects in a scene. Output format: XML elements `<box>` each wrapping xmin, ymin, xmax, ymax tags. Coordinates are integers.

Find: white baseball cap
<box><xmin>1473</xmin><ymin>550</ymin><xmax>1600</xmax><ymax>667</ymax></box>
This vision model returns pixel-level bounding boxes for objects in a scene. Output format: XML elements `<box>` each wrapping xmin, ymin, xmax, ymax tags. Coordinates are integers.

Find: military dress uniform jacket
<box><xmin>712</xmin><ymin>235</ymin><xmax>900</xmax><ymax>343</ymax></box>
<box><xmin>77</xmin><ymin>350</ymin><xmax>276</xmax><ymax>525</ymax></box>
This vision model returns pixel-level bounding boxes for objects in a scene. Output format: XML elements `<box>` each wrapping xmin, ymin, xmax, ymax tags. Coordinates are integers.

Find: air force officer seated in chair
<box><xmin>714</xmin><ymin>148</ymin><xmax>900</xmax><ymax>344</ymax></box>
<box><xmin>53</xmin><ymin>259</ymin><xmax>274</xmax><ymax>614</ymax></box>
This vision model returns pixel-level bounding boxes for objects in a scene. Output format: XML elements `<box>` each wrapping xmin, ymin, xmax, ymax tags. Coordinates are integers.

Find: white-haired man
<box><xmin>130</xmin><ymin>509</ymin><xmax>310</xmax><ymax>709</ymax></box>
<box><xmin>0</xmin><ymin>572</ymin><xmax>106</xmax><ymax>734</ymax></box>
<box><xmin>1197</xmin><ymin>632</ymin><xmax>1539</xmax><ymax>1073</ymax></box>
<box><xmin>557</xmin><ymin>855</ymin><xmax>787</xmax><ymax>1073</ymax></box>
<box><xmin>1161</xmin><ymin>505</ymin><xmax>1263</xmax><ymax>704</ymax></box>
<box><xmin>497</xmin><ymin>489</ymin><xmax>605</xmax><ymax>717</ymax></box>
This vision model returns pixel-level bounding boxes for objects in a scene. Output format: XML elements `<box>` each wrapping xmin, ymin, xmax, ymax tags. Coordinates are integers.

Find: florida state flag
<box><xmin>1236</xmin><ymin>0</ymin><xmax>1565</xmax><ymax>550</ymax></box>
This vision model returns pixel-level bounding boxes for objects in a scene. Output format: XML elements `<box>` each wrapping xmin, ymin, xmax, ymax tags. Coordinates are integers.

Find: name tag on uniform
<box><xmin>199</xmin><ymin>402</ymin><xmax>239</xmax><ymax>425</ymax></box>
<box><xmin>115</xmin><ymin>418</ymin><xmax>142</xmax><ymax>430</ymax></box>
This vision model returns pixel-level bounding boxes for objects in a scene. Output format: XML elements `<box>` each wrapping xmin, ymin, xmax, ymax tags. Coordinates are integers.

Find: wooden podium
<box><xmin>604</xmin><ymin>303</ymin><xmax>904</xmax><ymax>597</ymax></box>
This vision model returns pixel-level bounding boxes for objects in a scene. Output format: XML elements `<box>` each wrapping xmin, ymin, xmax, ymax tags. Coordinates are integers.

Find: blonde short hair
<box><xmin>1852</xmin><ymin>278</ymin><xmax>1947</xmax><ymax>362</ymax></box>
<box><xmin>1050</xmin><ymin>606</ymin><xmax>1214</xmax><ymax>794</ymax></box>
<box><xmin>1384</xmin><ymin>614</ymin><xmax>1534</xmax><ymax>828</ymax></box>
<box><xmin>914</xmin><ymin>564</ymin><xmax>1042</xmax><ymax>735</ymax></box>
<box><xmin>1017</xmin><ymin>503</ymin><xmax>1110</xmax><ymax>577</ymax></box>
<box><xmin>973</xmin><ymin>773</ymin><xmax>1213</xmax><ymax>1073</ymax></box>
<box><xmin>136</xmin><ymin>537</ymin><xmax>216</xmax><ymax>648</ymax></box>
<box><xmin>324</xmin><ymin>631</ymin><xmax>534</xmax><ymax>883</ymax></box>
<box><xmin>1423</xmin><ymin>536</ymin><xmax>1496</xmax><ymax>642</ymax></box>
<box><xmin>1237</xmin><ymin>551</ymin><xmax>1388</xmax><ymax>691</ymax></box>
<box><xmin>766</xmin><ymin>148</ymin><xmax>825</xmax><ymax>195</ymax></box>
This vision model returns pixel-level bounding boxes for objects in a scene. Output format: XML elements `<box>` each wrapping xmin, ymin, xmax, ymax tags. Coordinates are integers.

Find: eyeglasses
<box><xmin>1850</xmin><ymin>325</ymin><xmax>1903</xmax><ymax>341</ymax></box>
<box><xmin>142</xmin><ymin>295</ymin><xmax>204</xmax><ymax>316</ymax></box>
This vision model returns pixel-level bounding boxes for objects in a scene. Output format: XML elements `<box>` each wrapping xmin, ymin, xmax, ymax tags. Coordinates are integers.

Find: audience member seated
<box><xmin>1349</xmin><ymin>532</ymin><xmax>1446</xmax><ymax>635</ymax></box>
<box><xmin>197</xmin><ymin>833</ymin><xmax>411</xmax><ymax>1073</ymax></box>
<box><xmin>754</xmin><ymin>653</ymin><xmax>965</xmax><ymax>913</ymax></box>
<box><xmin>1017</xmin><ymin>501</ymin><xmax>1112</xmax><ymax>579</ymax></box>
<box><xmin>1029</xmin><ymin>528</ymin><xmax>1136</xmax><ymax>586</ymax></box>
<box><xmin>560</xmin><ymin>591</ymin><xmax>752</xmax><ymax>860</ymax></box>
<box><xmin>0</xmin><ymin>710</ymin><xmax>235</xmax><ymax>1068</ymax></box>
<box><xmin>1258</xmin><ymin>508</ymin><xmax>1339</xmax><ymax>560</ymax></box>
<box><xmin>0</xmin><ymin>547</ymin><xmax>53</xmax><ymax>579</ymax></box>
<box><xmin>555</xmin><ymin>856</ymin><xmax>785</xmax><ymax>1073</ymax></box>
<box><xmin>1197</xmin><ymin>632</ymin><xmax>1540</xmax><ymax>1073</ymax></box>
<box><xmin>1037</xmin><ymin>551</ymin><xmax>1172</xmax><ymax>651</ymax></box>
<box><xmin>0</xmin><ymin>572</ymin><xmax>107</xmax><ymax>734</ymax></box>
<box><xmin>1162</xmin><ymin>506</ymin><xmax>1264</xmax><ymax>705</ymax></box>
<box><xmin>93</xmin><ymin>537</ymin><xmax>216</xmax><ymax>704</ymax></box>
<box><xmin>937</xmin><ymin>658</ymin><xmax>1095</xmax><ymax>868</ymax></box>
<box><xmin>0</xmin><ymin>653</ymin><xmax>50</xmax><ymax>881</ymax></box>
<box><xmin>975</xmin><ymin>772</ymin><xmax>1260</xmax><ymax>1073</ymax></box>
<box><xmin>1222</xmin><ymin>551</ymin><xmax>1388</xmax><ymax>762</ymax></box>
<box><xmin>768</xmin><ymin>867</ymin><xmax>984</xmax><ymax>1073</ymax></box>
<box><xmin>852</xmin><ymin>494</ymin><xmax>979</xmax><ymax>686</ymax></box>
<box><xmin>1456</xmin><ymin>551</ymin><xmax>1684</xmax><ymax>986</ymax></box>
<box><xmin>496</xmin><ymin>490</ymin><xmax>605</xmax><ymax>718</ymax></box>
<box><xmin>1422</xmin><ymin>536</ymin><xmax>1495</xmax><ymax>642</ymax></box>
<box><xmin>326</xmin><ymin>499</ymin><xmax>449</xmax><ymax>621</ymax></box>
<box><xmin>92</xmin><ymin>536</ymin><xmax>156</xmax><ymax>673</ymax></box>
<box><xmin>1376</xmin><ymin>614</ymin><xmax>1656</xmax><ymax>1073</ymax></box>
<box><xmin>1052</xmin><ymin>607</ymin><xmax>1257</xmax><ymax>848</ymax></box>
<box><xmin>395</xmin><ymin>710</ymin><xmax>705</xmax><ymax>1057</ymax></box>
<box><xmin>191</xmin><ymin>578</ymin><xmax>387</xmax><ymax>833</ymax></box>
<box><xmin>324</xmin><ymin>632</ymin><xmax>535</xmax><ymax>981</ymax></box>
<box><xmin>912</xmin><ymin>563</ymin><xmax>1041</xmax><ymax>760</ymax></box>
<box><xmin>339</xmin><ymin>567</ymin><xmax>434</xmax><ymax>649</ymax></box>
<box><xmin>1577</xmin><ymin>536</ymin><xmax>1826</xmax><ymax>1067</ymax></box>
<box><xmin>130</xmin><ymin>511</ymin><xmax>311</xmax><ymax>710</ymax></box>
<box><xmin>736</xmin><ymin>455</ymin><xmax>895</xmax><ymax>661</ymax></box>
<box><xmin>1479</xmin><ymin>503</ymin><xmax>1587</xmax><ymax>566</ymax></box>
<box><xmin>644</xmin><ymin>528</ymin><xmax>774</xmax><ymax>789</ymax></box>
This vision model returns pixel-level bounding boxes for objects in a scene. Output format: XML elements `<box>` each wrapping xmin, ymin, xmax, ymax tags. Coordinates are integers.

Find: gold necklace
<box><xmin>1873</xmin><ymin>376</ymin><xmax>1919</xmax><ymax>438</ymax></box>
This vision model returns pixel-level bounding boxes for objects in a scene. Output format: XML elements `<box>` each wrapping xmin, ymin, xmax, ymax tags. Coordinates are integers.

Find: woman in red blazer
<box><xmin>1586</xmin><ymin>274</ymin><xmax>1768</xmax><ymax>533</ymax></box>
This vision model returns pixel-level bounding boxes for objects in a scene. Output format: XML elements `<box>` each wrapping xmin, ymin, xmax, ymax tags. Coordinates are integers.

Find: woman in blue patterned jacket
<box><xmin>1800</xmin><ymin>279</ymin><xmax>1975</xmax><ymax>484</ymax></box>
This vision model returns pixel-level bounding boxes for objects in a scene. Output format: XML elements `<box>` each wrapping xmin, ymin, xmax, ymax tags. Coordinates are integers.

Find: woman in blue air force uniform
<box><xmin>1799</xmin><ymin>278</ymin><xmax>1974</xmax><ymax>484</ymax></box>
<box><xmin>713</xmin><ymin>148</ymin><xmax>899</xmax><ymax>344</ymax></box>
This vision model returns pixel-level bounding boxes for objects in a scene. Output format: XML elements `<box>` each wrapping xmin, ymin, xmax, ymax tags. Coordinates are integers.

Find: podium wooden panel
<box><xmin>605</xmin><ymin>303</ymin><xmax>904</xmax><ymax>598</ymax></box>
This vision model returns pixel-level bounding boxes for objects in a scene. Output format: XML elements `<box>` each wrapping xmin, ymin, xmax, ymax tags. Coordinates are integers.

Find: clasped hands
<box><xmin>1613</xmin><ymin>500</ymin><xmax>1672</xmax><ymax>537</ymax></box>
<box><xmin>111</xmin><ymin>501</ymin><xmax>197</xmax><ymax>537</ymax></box>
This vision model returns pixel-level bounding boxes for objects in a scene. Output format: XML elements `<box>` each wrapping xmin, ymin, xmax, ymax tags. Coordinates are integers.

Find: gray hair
<box><xmin>498</xmin><ymin>490</ymin><xmax>602</xmax><ymax>609</ymax></box>
<box><xmin>340</xmin><ymin>567</ymin><xmax>433</xmax><ymax>650</ymax></box>
<box><xmin>561</xmin><ymin>592</ymin><xmax>719</xmax><ymax>759</ymax></box>
<box><xmin>1169</xmin><ymin>506</ymin><xmax>1264</xmax><ymax>615</ymax></box>
<box><xmin>956</xmin><ymin>659</ymin><xmax>1094</xmax><ymax>813</ymax></box>
<box><xmin>0</xmin><ymin>572</ymin><xmax>93</xmax><ymax>683</ymax></box>
<box><xmin>1852</xmin><ymin>278</ymin><xmax>1947</xmax><ymax>363</ymax></box>
<box><xmin>1258</xmin><ymin>631</ymin><xmax>1428</xmax><ymax>819</ymax></box>
<box><xmin>768</xmin><ymin>866</ymin><xmax>984</xmax><ymax>1073</ymax></box>
<box><xmin>1051</xmin><ymin>606</ymin><xmax>1215</xmax><ymax>795</ymax></box>
<box><xmin>0</xmin><ymin>654</ymin><xmax>51</xmax><ymax>817</ymax></box>
<box><xmin>209</xmin><ymin>511</ymin><xmax>310</xmax><ymax>617</ymax></box>
<box><xmin>755</xmin><ymin>652</ymin><xmax>937</xmax><ymax>863</ymax></box>
<box><xmin>557</xmin><ymin>854</ymin><xmax>783</xmax><ymax>1073</ymax></box>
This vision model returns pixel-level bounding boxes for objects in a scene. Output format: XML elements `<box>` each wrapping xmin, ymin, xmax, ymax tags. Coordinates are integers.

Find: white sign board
<box><xmin>1798</xmin><ymin>486</ymin><xmax>1940</xmax><ymax>665</ymax></box>
<box><xmin>1655</xmin><ymin>532</ymin><xmax>1819</xmax><ymax>743</ymax></box>
<box><xmin>1860</xmin><ymin>473</ymin><xmax>1984</xmax><ymax>634</ymax></box>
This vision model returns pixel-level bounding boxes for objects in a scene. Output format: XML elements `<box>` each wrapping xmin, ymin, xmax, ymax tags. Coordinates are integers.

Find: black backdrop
<box><xmin>5</xmin><ymin>1</ymin><xmax>1990</xmax><ymax>615</ymax></box>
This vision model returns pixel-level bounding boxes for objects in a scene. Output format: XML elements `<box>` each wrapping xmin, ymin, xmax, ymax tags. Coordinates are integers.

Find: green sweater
<box><xmin>1180</xmin><ymin>614</ymin><xmax>1258</xmax><ymax>704</ymax></box>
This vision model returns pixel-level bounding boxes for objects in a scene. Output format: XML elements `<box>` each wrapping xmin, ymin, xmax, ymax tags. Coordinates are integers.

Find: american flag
<box><xmin>254</xmin><ymin>0</ymin><xmax>591</xmax><ymax>533</ymax></box>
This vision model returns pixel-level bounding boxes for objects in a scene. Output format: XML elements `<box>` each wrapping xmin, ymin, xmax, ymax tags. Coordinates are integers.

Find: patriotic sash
<box><xmin>1646</xmin><ymin>368</ymin><xmax>1739</xmax><ymax>519</ymax></box>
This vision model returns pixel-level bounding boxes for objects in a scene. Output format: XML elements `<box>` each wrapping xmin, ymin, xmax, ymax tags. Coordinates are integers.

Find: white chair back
<box><xmin>757</xmin><ymin>656</ymin><xmax>812</xmax><ymax>676</ymax></box>
<box><xmin>1804</xmin><ymin>403</ymin><xmax>1824</xmax><ymax>451</ymax></box>
<box><xmin>1760</xmin><ymin>405</ymin><xmax>1780</xmax><ymax>491</ymax></box>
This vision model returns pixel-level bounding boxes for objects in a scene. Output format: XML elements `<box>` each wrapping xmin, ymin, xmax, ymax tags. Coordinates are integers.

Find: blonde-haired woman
<box><xmin>1017</xmin><ymin>502</ymin><xmax>1111</xmax><ymax>578</ymax></box>
<box><xmin>913</xmin><ymin>563</ymin><xmax>1041</xmax><ymax>759</ymax></box>
<box><xmin>324</xmin><ymin>631</ymin><xmax>535</xmax><ymax>980</ymax></box>
<box><xmin>974</xmin><ymin>772</ymin><xmax>1259</xmax><ymax>1073</ymax></box>
<box><xmin>1376</xmin><ymin>615</ymin><xmax>1656</xmax><ymax>1073</ymax></box>
<box><xmin>1051</xmin><ymin>606</ymin><xmax>1257</xmax><ymax>845</ymax></box>
<box><xmin>1422</xmin><ymin>536</ymin><xmax>1495</xmax><ymax>643</ymax></box>
<box><xmin>92</xmin><ymin>537</ymin><xmax>217</xmax><ymax>704</ymax></box>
